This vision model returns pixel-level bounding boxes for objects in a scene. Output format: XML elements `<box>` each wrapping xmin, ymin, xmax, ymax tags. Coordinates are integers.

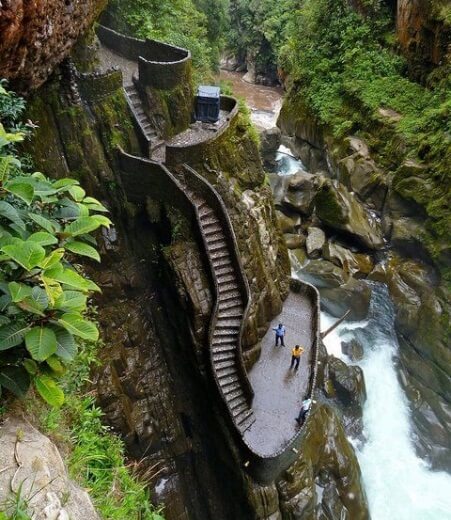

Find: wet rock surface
<box><xmin>0</xmin><ymin>0</ymin><xmax>107</xmax><ymax>92</ymax></box>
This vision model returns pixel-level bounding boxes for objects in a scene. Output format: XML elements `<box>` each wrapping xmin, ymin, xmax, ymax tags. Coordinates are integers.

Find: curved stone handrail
<box><xmin>97</xmin><ymin>24</ymin><xmax>191</xmax><ymax>90</ymax></box>
<box><xmin>181</xmin><ymin>164</ymin><xmax>254</xmax><ymax>405</ymax></box>
<box><xmin>76</xmin><ymin>68</ymin><xmax>123</xmax><ymax>102</ymax></box>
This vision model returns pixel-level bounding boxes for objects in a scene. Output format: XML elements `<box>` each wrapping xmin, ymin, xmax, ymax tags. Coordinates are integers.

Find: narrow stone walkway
<box><xmin>244</xmin><ymin>291</ymin><xmax>313</xmax><ymax>456</ymax></box>
<box><xmin>97</xmin><ymin>44</ymin><xmax>137</xmax><ymax>86</ymax></box>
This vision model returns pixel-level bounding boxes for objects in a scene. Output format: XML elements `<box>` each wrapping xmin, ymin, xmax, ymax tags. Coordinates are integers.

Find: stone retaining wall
<box><xmin>77</xmin><ymin>68</ymin><xmax>123</xmax><ymax>101</ymax></box>
<box><xmin>165</xmin><ymin>96</ymin><xmax>239</xmax><ymax>167</ymax></box>
<box><xmin>97</xmin><ymin>25</ymin><xmax>191</xmax><ymax>90</ymax></box>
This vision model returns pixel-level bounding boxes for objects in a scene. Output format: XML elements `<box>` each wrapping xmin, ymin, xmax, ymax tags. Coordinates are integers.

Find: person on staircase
<box><xmin>290</xmin><ymin>345</ymin><xmax>304</xmax><ymax>370</ymax></box>
<box><xmin>273</xmin><ymin>323</ymin><xmax>286</xmax><ymax>347</ymax></box>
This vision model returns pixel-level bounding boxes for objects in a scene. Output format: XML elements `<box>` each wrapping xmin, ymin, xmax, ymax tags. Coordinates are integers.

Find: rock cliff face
<box><xmin>0</xmin><ymin>0</ymin><xmax>107</xmax><ymax>91</ymax></box>
<box><xmin>396</xmin><ymin>0</ymin><xmax>450</xmax><ymax>79</ymax></box>
<box><xmin>277</xmin><ymin>96</ymin><xmax>451</xmax><ymax>471</ymax></box>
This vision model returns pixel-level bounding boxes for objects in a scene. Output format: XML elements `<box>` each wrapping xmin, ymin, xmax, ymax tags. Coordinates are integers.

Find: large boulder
<box><xmin>314</xmin><ymin>179</ymin><xmax>385</xmax><ymax>250</ymax></box>
<box><xmin>282</xmin><ymin>170</ymin><xmax>319</xmax><ymax>216</ymax></box>
<box><xmin>320</xmin><ymin>279</ymin><xmax>372</xmax><ymax>321</ymax></box>
<box><xmin>300</xmin><ymin>259</ymin><xmax>347</xmax><ymax>289</ymax></box>
<box><xmin>260</xmin><ymin>127</ymin><xmax>282</xmax><ymax>157</ymax></box>
<box><xmin>341</xmin><ymin>338</ymin><xmax>364</xmax><ymax>362</ymax></box>
<box><xmin>0</xmin><ymin>416</ymin><xmax>99</xmax><ymax>519</ymax></box>
<box><xmin>323</xmin><ymin>241</ymin><xmax>373</xmax><ymax>278</ymax></box>
<box><xmin>306</xmin><ymin>227</ymin><xmax>326</xmax><ymax>258</ymax></box>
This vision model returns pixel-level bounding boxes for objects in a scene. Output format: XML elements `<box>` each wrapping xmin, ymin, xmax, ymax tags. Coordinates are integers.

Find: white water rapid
<box><xmin>319</xmin><ymin>283</ymin><xmax>451</xmax><ymax>520</ymax></box>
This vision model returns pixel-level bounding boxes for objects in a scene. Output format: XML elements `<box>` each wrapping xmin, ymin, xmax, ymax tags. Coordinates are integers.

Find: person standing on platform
<box><xmin>273</xmin><ymin>323</ymin><xmax>286</xmax><ymax>347</ymax></box>
<box><xmin>290</xmin><ymin>344</ymin><xmax>304</xmax><ymax>370</ymax></box>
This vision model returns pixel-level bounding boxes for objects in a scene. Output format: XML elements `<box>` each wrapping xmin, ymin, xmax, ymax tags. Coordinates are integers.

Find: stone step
<box><xmin>215</xmin><ymin>265</ymin><xmax>234</xmax><ymax>277</ymax></box>
<box><xmin>217</xmin><ymin>308</ymin><xmax>243</xmax><ymax>319</ymax></box>
<box><xmin>230</xmin><ymin>400</ymin><xmax>248</xmax><ymax>416</ymax></box>
<box><xmin>210</xmin><ymin>250</ymin><xmax>230</xmax><ymax>261</ymax></box>
<box><xmin>213</xmin><ymin>328</ymin><xmax>239</xmax><ymax>337</ymax></box>
<box><xmin>200</xmin><ymin>215</ymin><xmax>219</xmax><ymax>227</ymax></box>
<box><xmin>215</xmin><ymin>359</ymin><xmax>236</xmax><ymax>370</ymax></box>
<box><xmin>236</xmin><ymin>410</ymin><xmax>255</xmax><ymax>432</ymax></box>
<box><xmin>216</xmin><ymin>367</ymin><xmax>237</xmax><ymax>380</ymax></box>
<box><xmin>218</xmin><ymin>300</ymin><xmax>243</xmax><ymax>312</ymax></box>
<box><xmin>218</xmin><ymin>289</ymin><xmax>241</xmax><ymax>302</ymax></box>
<box><xmin>199</xmin><ymin>206</ymin><xmax>214</xmax><ymax>219</ymax></box>
<box><xmin>216</xmin><ymin>318</ymin><xmax>241</xmax><ymax>328</ymax></box>
<box><xmin>218</xmin><ymin>281</ymin><xmax>239</xmax><ymax>293</ymax></box>
<box><xmin>220</xmin><ymin>380</ymin><xmax>241</xmax><ymax>393</ymax></box>
<box><xmin>212</xmin><ymin>336</ymin><xmax>236</xmax><ymax>346</ymax></box>
<box><xmin>217</xmin><ymin>274</ymin><xmax>236</xmax><ymax>286</ymax></box>
<box><xmin>212</xmin><ymin>351</ymin><xmax>235</xmax><ymax>362</ymax></box>
<box><xmin>212</xmin><ymin>257</ymin><xmax>232</xmax><ymax>269</ymax></box>
<box><xmin>206</xmin><ymin>238</ymin><xmax>227</xmax><ymax>251</ymax></box>
<box><xmin>203</xmin><ymin>223</ymin><xmax>223</xmax><ymax>234</ymax></box>
<box><xmin>212</xmin><ymin>344</ymin><xmax>236</xmax><ymax>354</ymax></box>
<box><xmin>222</xmin><ymin>388</ymin><xmax>243</xmax><ymax>401</ymax></box>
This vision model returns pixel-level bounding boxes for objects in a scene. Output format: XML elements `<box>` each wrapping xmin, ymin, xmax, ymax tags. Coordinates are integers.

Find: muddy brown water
<box><xmin>218</xmin><ymin>70</ymin><xmax>283</xmax><ymax>129</ymax></box>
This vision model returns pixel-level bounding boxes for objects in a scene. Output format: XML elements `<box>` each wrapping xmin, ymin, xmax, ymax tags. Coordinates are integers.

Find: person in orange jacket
<box><xmin>290</xmin><ymin>345</ymin><xmax>304</xmax><ymax>370</ymax></box>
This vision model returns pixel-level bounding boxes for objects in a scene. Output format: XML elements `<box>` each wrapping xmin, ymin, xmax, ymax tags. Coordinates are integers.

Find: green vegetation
<box><xmin>105</xmin><ymin>0</ymin><xmax>229</xmax><ymax>78</ymax></box>
<box><xmin>0</xmin><ymin>82</ymin><xmax>110</xmax><ymax>406</ymax></box>
<box><xmin>0</xmin><ymin>85</ymin><xmax>163</xmax><ymax>520</ymax></box>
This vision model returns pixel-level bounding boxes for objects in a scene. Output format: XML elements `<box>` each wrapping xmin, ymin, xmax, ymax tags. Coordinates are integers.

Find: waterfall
<box><xmin>321</xmin><ymin>283</ymin><xmax>451</xmax><ymax>520</ymax></box>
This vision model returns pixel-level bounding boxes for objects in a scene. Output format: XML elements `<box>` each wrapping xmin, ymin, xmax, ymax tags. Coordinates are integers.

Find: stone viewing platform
<box><xmin>245</xmin><ymin>288</ymin><xmax>315</xmax><ymax>456</ymax></box>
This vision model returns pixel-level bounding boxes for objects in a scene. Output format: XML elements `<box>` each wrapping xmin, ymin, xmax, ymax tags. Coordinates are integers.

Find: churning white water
<box><xmin>320</xmin><ymin>283</ymin><xmax>451</xmax><ymax>520</ymax></box>
<box><xmin>275</xmin><ymin>145</ymin><xmax>307</xmax><ymax>176</ymax></box>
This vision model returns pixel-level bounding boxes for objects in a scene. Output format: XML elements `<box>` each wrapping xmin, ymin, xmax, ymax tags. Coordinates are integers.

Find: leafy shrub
<box><xmin>0</xmin><ymin>83</ymin><xmax>110</xmax><ymax>407</ymax></box>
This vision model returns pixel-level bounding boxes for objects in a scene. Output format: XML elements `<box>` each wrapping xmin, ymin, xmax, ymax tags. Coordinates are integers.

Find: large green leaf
<box><xmin>35</xmin><ymin>374</ymin><xmax>64</xmax><ymax>407</ymax></box>
<box><xmin>0</xmin><ymin>366</ymin><xmax>30</xmax><ymax>397</ymax></box>
<box><xmin>1</xmin><ymin>240</ymin><xmax>46</xmax><ymax>270</ymax></box>
<box><xmin>8</xmin><ymin>281</ymin><xmax>32</xmax><ymax>302</ymax></box>
<box><xmin>25</xmin><ymin>326</ymin><xmax>57</xmax><ymax>361</ymax></box>
<box><xmin>0</xmin><ymin>155</ymin><xmax>21</xmax><ymax>182</ymax></box>
<box><xmin>46</xmin><ymin>355</ymin><xmax>66</xmax><ymax>375</ymax></box>
<box><xmin>44</xmin><ymin>266</ymin><xmax>100</xmax><ymax>293</ymax></box>
<box><xmin>52</xmin><ymin>327</ymin><xmax>78</xmax><ymax>362</ymax></box>
<box><xmin>29</xmin><ymin>213</ymin><xmax>60</xmax><ymax>233</ymax></box>
<box><xmin>28</xmin><ymin>231</ymin><xmax>58</xmax><ymax>246</ymax></box>
<box><xmin>4</xmin><ymin>181</ymin><xmax>34</xmax><ymax>205</ymax></box>
<box><xmin>0</xmin><ymin>201</ymin><xmax>25</xmax><ymax>229</ymax></box>
<box><xmin>18</xmin><ymin>286</ymin><xmax>48</xmax><ymax>316</ymax></box>
<box><xmin>54</xmin><ymin>290</ymin><xmax>87</xmax><ymax>312</ymax></box>
<box><xmin>0</xmin><ymin>322</ymin><xmax>29</xmax><ymax>350</ymax></box>
<box><xmin>53</xmin><ymin>178</ymin><xmax>80</xmax><ymax>189</ymax></box>
<box><xmin>68</xmin><ymin>185</ymin><xmax>86</xmax><ymax>202</ymax></box>
<box><xmin>64</xmin><ymin>216</ymin><xmax>105</xmax><ymax>237</ymax></box>
<box><xmin>38</xmin><ymin>248</ymin><xmax>65</xmax><ymax>269</ymax></box>
<box><xmin>65</xmin><ymin>240</ymin><xmax>100</xmax><ymax>262</ymax></box>
<box><xmin>58</xmin><ymin>313</ymin><xmax>99</xmax><ymax>341</ymax></box>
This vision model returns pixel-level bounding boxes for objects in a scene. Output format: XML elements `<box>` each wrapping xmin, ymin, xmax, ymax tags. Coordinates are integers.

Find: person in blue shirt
<box><xmin>272</xmin><ymin>323</ymin><xmax>286</xmax><ymax>347</ymax></box>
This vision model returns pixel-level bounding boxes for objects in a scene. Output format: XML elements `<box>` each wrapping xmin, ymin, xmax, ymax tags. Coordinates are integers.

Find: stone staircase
<box><xmin>181</xmin><ymin>180</ymin><xmax>256</xmax><ymax>434</ymax></box>
<box><xmin>124</xmin><ymin>84</ymin><xmax>158</xmax><ymax>150</ymax></box>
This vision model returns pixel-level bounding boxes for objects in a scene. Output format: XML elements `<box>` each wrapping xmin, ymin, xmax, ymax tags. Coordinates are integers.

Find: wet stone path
<box><xmin>244</xmin><ymin>291</ymin><xmax>313</xmax><ymax>456</ymax></box>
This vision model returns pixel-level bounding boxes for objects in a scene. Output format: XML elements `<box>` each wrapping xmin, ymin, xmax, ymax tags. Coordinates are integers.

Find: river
<box><xmin>224</xmin><ymin>73</ymin><xmax>451</xmax><ymax>519</ymax></box>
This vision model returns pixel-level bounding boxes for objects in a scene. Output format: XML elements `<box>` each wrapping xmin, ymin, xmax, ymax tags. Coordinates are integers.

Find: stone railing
<box><xmin>76</xmin><ymin>68</ymin><xmax>123</xmax><ymax>102</ymax></box>
<box><xmin>96</xmin><ymin>25</ymin><xmax>191</xmax><ymax>90</ymax></box>
<box><xmin>165</xmin><ymin>96</ymin><xmax>239</xmax><ymax>167</ymax></box>
<box><xmin>242</xmin><ymin>278</ymin><xmax>321</xmax><ymax>484</ymax></box>
<box><xmin>181</xmin><ymin>165</ymin><xmax>254</xmax><ymax>405</ymax></box>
